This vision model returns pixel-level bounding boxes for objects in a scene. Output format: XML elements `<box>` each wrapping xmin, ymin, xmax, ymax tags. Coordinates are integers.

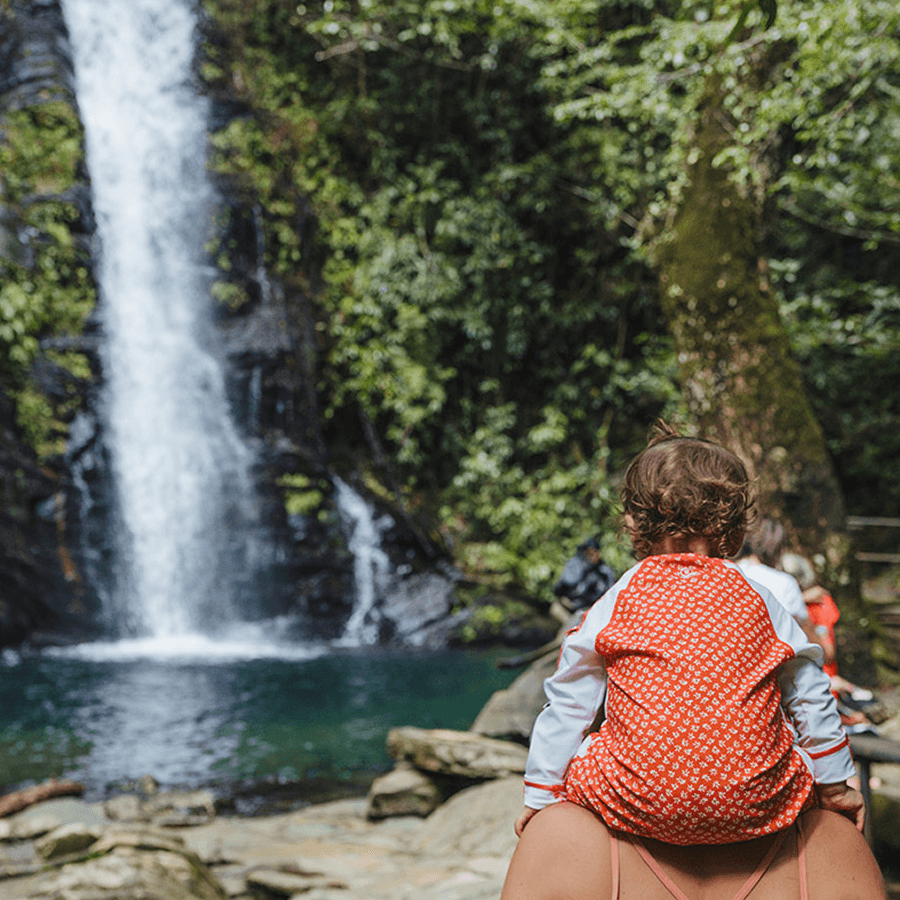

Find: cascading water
<box><xmin>335</xmin><ymin>479</ymin><xmax>392</xmax><ymax>645</ymax></box>
<box><xmin>61</xmin><ymin>0</ymin><xmax>262</xmax><ymax>639</ymax></box>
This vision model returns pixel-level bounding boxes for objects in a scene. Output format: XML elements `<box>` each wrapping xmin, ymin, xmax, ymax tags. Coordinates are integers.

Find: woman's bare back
<box><xmin>501</xmin><ymin>804</ymin><xmax>886</xmax><ymax>900</ymax></box>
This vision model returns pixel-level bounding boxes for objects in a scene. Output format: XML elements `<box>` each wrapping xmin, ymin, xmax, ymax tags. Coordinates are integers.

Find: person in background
<box><xmin>780</xmin><ymin>552</ymin><xmax>840</xmax><ymax>678</ymax></box>
<box><xmin>552</xmin><ymin>537</ymin><xmax>616</xmax><ymax>617</ymax></box>
<box><xmin>735</xmin><ymin>520</ymin><xmax>814</xmax><ymax>636</ymax></box>
<box><xmin>780</xmin><ymin>551</ymin><xmax>880</xmax><ymax>734</ymax></box>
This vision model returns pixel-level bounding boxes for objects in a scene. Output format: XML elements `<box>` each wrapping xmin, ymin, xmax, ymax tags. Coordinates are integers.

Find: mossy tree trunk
<box><xmin>655</xmin><ymin>81</ymin><xmax>895</xmax><ymax>683</ymax></box>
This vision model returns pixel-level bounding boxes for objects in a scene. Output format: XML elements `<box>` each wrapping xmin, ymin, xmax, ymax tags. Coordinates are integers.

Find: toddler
<box><xmin>517</xmin><ymin>425</ymin><xmax>863</xmax><ymax>844</ymax></box>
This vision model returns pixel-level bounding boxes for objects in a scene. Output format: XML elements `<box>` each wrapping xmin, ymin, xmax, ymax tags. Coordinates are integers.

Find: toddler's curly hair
<box><xmin>622</xmin><ymin>422</ymin><xmax>754</xmax><ymax>560</ymax></box>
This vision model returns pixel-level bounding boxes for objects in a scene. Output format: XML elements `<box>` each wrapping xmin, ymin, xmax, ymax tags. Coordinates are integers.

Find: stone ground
<box><xmin>0</xmin><ymin>777</ymin><xmax>523</xmax><ymax>900</ymax></box>
<box><xmin>3</xmin><ymin>775</ymin><xmax>900</xmax><ymax>899</ymax></box>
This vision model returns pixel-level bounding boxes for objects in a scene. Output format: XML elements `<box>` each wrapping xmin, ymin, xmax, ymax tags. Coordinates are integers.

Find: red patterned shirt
<box><xmin>523</xmin><ymin>554</ymin><xmax>854</xmax><ymax>844</ymax></box>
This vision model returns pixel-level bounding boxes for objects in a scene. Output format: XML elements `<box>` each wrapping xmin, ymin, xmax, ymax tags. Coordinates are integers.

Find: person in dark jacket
<box><xmin>552</xmin><ymin>537</ymin><xmax>616</xmax><ymax>613</ymax></box>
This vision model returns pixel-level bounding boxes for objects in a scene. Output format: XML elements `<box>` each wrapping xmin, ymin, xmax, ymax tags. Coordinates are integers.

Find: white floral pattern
<box><xmin>563</xmin><ymin>554</ymin><xmax>815</xmax><ymax>845</ymax></box>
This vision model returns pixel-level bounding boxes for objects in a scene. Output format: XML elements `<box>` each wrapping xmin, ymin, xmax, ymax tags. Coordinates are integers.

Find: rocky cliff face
<box><xmin>0</xmin><ymin>0</ymin><xmax>98</xmax><ymax>646</ymax></box>
<box><xmin>0</xmin><ymin>0</ymin><xmax>461</xmax><ymax>649</ymax></box>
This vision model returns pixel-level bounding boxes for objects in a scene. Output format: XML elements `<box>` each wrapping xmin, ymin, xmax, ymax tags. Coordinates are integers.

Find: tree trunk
<box><xmin>654</xmin><ymin>80</ymin><xmax>893</xmax><ymax>683</ymax></box>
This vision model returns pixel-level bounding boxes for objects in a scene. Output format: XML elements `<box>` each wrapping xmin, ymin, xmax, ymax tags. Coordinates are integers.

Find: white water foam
<box><xmin>45</xmin><ymin>621</ymin><xmax>326</xmax><ymax>663</ymax></box>
<box><xmin>334</xmin><ymin>478</ymin><xmax>392</xmax><ymax>646</ymax></box>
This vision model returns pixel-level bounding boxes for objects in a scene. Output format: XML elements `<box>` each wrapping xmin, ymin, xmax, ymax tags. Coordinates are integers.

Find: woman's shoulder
<box><xmin>800</xmin><ymin>809</ymin><xmax>888</xmax><ymax>900</ymax></box>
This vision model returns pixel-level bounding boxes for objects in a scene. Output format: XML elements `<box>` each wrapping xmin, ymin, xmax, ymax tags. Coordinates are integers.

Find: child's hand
<box><xmin>817</xmin><ymin>781</ymin><xmax>866</xmax><ymax>831</ymax></box>
<box><xmin>515</xmin><ymin>806</ymin><xmax>540</xmax><ymax>837</ymax></box>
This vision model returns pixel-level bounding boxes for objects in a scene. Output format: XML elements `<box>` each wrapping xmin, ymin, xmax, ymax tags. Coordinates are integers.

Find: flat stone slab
<box><xmin>367</xmin><ymin>765</ymin><xmax>443</xmax><ymax>820</ymax></box>
<box><xmin>386</xmin><ymin>727</ymin><xmax>528</xmax><ymax>779</ymax></box>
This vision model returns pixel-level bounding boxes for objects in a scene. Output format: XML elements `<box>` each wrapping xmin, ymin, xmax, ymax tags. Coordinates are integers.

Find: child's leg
<box><xmin>500</xmin><ymin>802</ymin><xmax>615</xmax><ymax>900</ymax></box>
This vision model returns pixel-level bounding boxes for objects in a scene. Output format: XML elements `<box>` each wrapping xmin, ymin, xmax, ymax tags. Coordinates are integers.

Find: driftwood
<box><xmin>0</xmin><ymin>779</ymin><xmax>84</xmax><ymax>818</ymax></box>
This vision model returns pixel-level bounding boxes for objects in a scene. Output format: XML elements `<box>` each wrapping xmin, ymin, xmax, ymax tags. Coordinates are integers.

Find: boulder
<box><xmin>143</xmin><ymin>789</ymin><xmax>217</xmax><ymax>826</ymax></box>
<box><xmin>88</xmin><ymin>826</ymin><xmax>192</xmax><ymax>857</ymax></box>
<box><xmin>34</xmin><ymin>823</ymin><xmax>101</xmax><ymax>860</ymax></box>
<box><xmin>25</xmin><ymin>845</ymin><xmax>225</xmax><ymax>900</ymax></box>
<box><xmin>386</xmin><ymin>727</ymin><xmax>527</xmax><ymax>779</ymax></box>
<box><xmin>365</xmin><ymin>764</ymin><xmax>444</xmax><ymax>820</ymax></box>
<box><xmin>104</xmin><ymin>794</ymin><xmax>146</xmax><ymax>822</ymax></box>
<box><xmin>415</xmin><ymin>776</ymin><xmax>522</xmax><ymax>860</ymax></box>
<box><xmin>11</xmin><ymin>826</ymin><xmax>226</xmax><ymax>900</ymax></box>
<box><xmin>0</xmin><ymin>813</ymin><xmax>61</xmax><ymax>843</ymax></box>
<box><xmin>245</xmin><ymin>866</ymin><xmax>347</xmax><ymax>898</ymax></box>
<box><xmin>378</xmin><ymin>571</ymin><xmax>459</xmax><ymax>647</ymax></box>
<box><xmin>103</xmin><ymin>789</ymin><xmax>216</xmax><ymax>827</ymax></box>
<box><xmin>469</xmin><ymin>651</ymin><xmax>557</xmax><ymax>742</ymax></box>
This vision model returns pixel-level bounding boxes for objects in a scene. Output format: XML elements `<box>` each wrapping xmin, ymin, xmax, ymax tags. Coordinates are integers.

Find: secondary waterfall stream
<box><xmin>335</xmin><ymin>479</ymin><xmax>391</xmax><ymax>645</ymax></box>
<box><xmin>61</xmin><ymin>0</ymin><xmax>262</xmax><ymax>639</ymax></box>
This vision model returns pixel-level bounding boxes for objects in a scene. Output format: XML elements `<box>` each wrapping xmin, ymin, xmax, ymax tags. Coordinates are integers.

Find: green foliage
<box><xmin>778</xmin><ymin>271</ymin><xmax>900</xmax><ymax>516</ymax></box>
<box><xmin>457</xmin><ymin>603</ymin><xmax>507</xmax><ymax>644</ymax></box>
<box><xmin>534</xmin><ymin>0</ymin><xmax>900</xmax><ymax>513</ymax></box>
<box><xmin>758</xmin><ymin>0</ymin><xmax>900</xmax><ymax>247</ymax></box>
<box><xmin>0</xmin><ymin>101</ymin><xmax>82</xmax><ymax>199</ymax></box>
<box><xmin>201</xmin><ymin>0</ymin><xmax>900</xmax><ymax>598</ymax></box>
<box><xmin>203</xmin><ymin>0</ymin><xmax>682</xmax><ymax>601</ymax></box>
<box><xmin>0</xmin><ymin>100</ymin><xmax>95</xmax><ymax>460</ymax></box>
<box><xmin>210</xmin><ymin>279</ymin><xmax>252</xmax><ymax>311</ymax></box>
<box><xmin>278</xmin><ymin>472</ymin><xmax>327</xmax><ymax>517</ymax></box>
<box><xmin>440</xmin><ymin>400</ymin><xmax>648</xmax><ymax>596</ymax></box>
<box><xmin>13</xmin><ymin>383</ymin><xmax>64</xmax><ymax>460</ymax></box>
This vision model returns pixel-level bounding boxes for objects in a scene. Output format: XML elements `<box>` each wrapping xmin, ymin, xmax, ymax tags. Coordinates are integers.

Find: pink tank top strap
<box><xmin>629</xmin><ymin>838</ymin><xmax>691</xmax><ymax>900</ymax></box>
<box><xmin>797</xmin><ymin>815</ymin><xmax>809</xmax><ymax>900</ymax></box>
<box><xmin>609</xmin><ymin>829</ymin><xmax>621</xmax><ymax>900</ymax></box>
<box><xmin>628</xmin><ymin>827</ymin><xmax>791</xmax><ymax>900</ymax></box>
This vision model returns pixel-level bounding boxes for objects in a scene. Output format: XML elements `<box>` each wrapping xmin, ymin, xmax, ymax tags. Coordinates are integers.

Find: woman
<box><xmin>501</xmin><ymin>803</ymin><xmax>887</xmax><ymax>900</ymax></box>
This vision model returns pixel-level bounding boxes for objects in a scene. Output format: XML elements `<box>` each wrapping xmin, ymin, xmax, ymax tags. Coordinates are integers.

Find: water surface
<box><xmin>0</xmin><ymin>645</ymin><xmax>518</xmax><ymax>802</ymax></box>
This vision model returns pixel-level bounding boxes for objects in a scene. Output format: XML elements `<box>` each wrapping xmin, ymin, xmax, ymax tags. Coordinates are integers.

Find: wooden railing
<box><xmin>849</xmin><ymin>733</ymin><xmax>900</xmax><ymax>846</ymax></box>
<box><xmin>847</xmin><ymin>516</ymin><xmax>900</xmax><ymax>564</ymax></box>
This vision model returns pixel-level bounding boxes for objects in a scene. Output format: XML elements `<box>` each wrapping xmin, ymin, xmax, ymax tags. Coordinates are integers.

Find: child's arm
<box><xmin>514</xmin><ymin>806</ymin><xmax>540</xmax><ymax>836</ymax></box>
<box><xmin>520</xmin><ymin>582</ymin><xmax>623</xmax><ymax>813</ymax></box>
<box><xmin>763</xmin><ymin>588</ymin><xmax>862</xmax><ymax>828</ymax></box>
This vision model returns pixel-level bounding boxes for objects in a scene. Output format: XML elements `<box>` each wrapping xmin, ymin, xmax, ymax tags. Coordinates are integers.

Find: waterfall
<box><xmin>61</xmin><ymin>0</ymin><xmax>261</xmax><ymax>638</ymax></box>
<box><xmin>334</xmin><ymin>479</ymin><xmax>392</xmax><ymax>645</ymax></box>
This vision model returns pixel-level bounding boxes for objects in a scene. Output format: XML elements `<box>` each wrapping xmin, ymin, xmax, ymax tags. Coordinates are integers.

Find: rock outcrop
<box><xmin>366</xmin><ymin>725</ymin><xmax>529</xmax><ymax>819</ymax></box>
<box><xmin>385</xmin><ymin>727</ymin><xmax>528</xmax><ymax>780</ymax></box>
<box><xmin>0</xmin><ymin>0</ymin><xmax>100</xmax><ymax>648</ymax></box>
<box><xmin>0</xmin><ymin>783</ymin><xmax>525</xmax><ymax>900</ymax></box>
<box><xmin>470</xmin><ymin>651</ymin><xmax>558</xmax><ymax>743</ymax></box>
<box><xmin>0</xmin><ymin>816</ymin><xmax>226</xmax><ymax>900</ymax></box>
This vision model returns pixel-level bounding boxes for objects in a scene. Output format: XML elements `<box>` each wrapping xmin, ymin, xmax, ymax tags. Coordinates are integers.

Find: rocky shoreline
<box><xmin>3</xmin><ymin>731</ymin><xmax>900</xmax><ymax>899</ymax></box>
<box><xmin>0</xmin><ymin>775</ymin><xmax>524</xmax><ymax>900</ymax></box>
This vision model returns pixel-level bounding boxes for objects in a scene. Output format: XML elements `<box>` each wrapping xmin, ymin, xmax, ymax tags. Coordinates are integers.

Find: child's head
<box><xmin>622</xmin><ymin>422</ymin><xmax>753</xmax><ymax>560</ymax></box>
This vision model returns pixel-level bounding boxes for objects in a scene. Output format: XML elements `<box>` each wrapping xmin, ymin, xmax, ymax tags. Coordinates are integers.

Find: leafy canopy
<box><xmin>202</xmin><ymin>0</ymin><xmax>900</xmax><ymax>605</ymax></box>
